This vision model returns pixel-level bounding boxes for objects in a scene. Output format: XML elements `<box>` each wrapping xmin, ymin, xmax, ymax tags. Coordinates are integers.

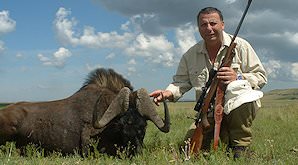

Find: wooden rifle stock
<box><xmin>190</xmin><ymin>75</ymin><xmax>218</xmax><ymax>154</ymax></box>
<box><xmin>213</xmin><ymin>43</ymin><xmax>236</xmax><ymax>150</ymax></box>
<box><xmin>189</xmin><ymin>0</ymin><xmax>252</xmax><ymax>154</ymax></box>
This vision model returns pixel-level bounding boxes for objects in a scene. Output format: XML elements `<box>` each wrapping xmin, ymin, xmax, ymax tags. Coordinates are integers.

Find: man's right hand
<box><xmin>149</xmin><ymin>90</ymin><xmax>173</xmax><ymax>106</ymax></box>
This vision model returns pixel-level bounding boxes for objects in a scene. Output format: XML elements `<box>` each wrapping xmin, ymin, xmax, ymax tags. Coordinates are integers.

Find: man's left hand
<box><xmin>217</xmin><ymin>67</ymin><xmax>237</xmax><ymax>85</ymax></box>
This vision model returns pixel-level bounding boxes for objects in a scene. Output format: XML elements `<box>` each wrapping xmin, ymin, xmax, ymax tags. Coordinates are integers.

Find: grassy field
<box><xmin>0</xmin><ymin>90</ymin><xmax>298</xmax><ymax>164</ymax></box>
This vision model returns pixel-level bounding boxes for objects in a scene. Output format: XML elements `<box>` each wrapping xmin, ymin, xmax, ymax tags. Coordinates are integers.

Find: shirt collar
<box><xmin>222</xmin><ymin>31</ymin><xmax>232</xmax><ymax>47</ymax></box>
<box><xmin>198</xmin><ymin>31</ymin><xmax>232</xmax><ymax>54</ymax></box>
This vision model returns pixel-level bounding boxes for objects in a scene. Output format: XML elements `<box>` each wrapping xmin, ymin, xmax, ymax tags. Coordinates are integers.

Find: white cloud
<box><xmin>263</xmin><ymin>59</ymin><xmax>298</xmax><ymax>82</ymax></box>
<box><xmin>175</xmin><ymin>23</ymin><xmax>197</xmax><ymax>55</ymax></box>
<box><xmin>127</xmin><ymin>66</ymin><xmax>136</xmax><ymax>76</ymax></box>
<box><xmin>263</xmin><ymin>59</ymin><xmax>281</xmax><ymax>79</ymax></box>
<box><xmin>0</xmin><ymin>10</ymin><xmax>16</xmax><ymax>54</ymax></box>
<box><xmin>105</xmin><ymin>52</ymin><xmax>115</xmax><ymax>59</ymax></box>
<box><xmin>125</xmin><ymin>33</ymin><xmax>176</xmax><ymax>67</ymax></box>
<box><xmin>128</xmin><ymin>58</ymin><xmax>136</xmax><ymax>65</ymax></box>
<box><xmin>291</xmin><ymin>63</ymin><xmax>298</xmax><ymax>80</ymax></box>
<box><xmin>37</xmin><ymin>84</ymin><xmax>50</xmax><ymax>89</ymax></box>
<box><xmin>287</xmin><ymin>32</ymin><xmax>298</xmax><ymax>45</ymax></box>
<box><xmin>263</xmin><ymin>32</ymin><xmax>298</xmax><ymax>46</ymax></box>
<box><xmin>86</xmin><ymin>63</ymin><xmax>102</xmax><ymax>71</ymax></box>
<box><xmin>97</xmin><ymin>0</ymin><xmax>298</xmax><ymax>63</ymax></box>
<box><xmin>53</xmin><ymin>47</ymin><xmax>71</xmax><ymax>60</ymax></box>
<box><xmin>0</xmin><ymin>10</ymin><xmax>16</xmax><ymax>35</ymax></box>
<box><xmin>52</xmin><ymin>4</ymin><xmax>298</xmax><ymax>85</ymax></box>
<box><xmin>37</xmin><ymin>47</ymin><xmax>72</xmax><ymax>68</ymax></box>
<box><xmin>225</xmin><ymin>0</ymin><xmax>236</xmax><ymax>4</ymax></box>
<box><xmin>54</xmin><ymin>7</ymin><xmax>133</xmax><ymax>49</ymax></box>
<box><xmin>121</xmin><ymin>13</ymin><xmax>164</xmax><ymax>35</ymax></box>
<box><xmin>97</xmin><ymin>0</ymin><xmax>225</xmax><ymax>34</ymax></box>
<box><xmin>0</xmin><ymin>40</ymin><xmax>4</xmax><ymax>53</ymax></box>
<box><xmin>16</xmin><ymin>52</ymin><xmax>24</xmax><ymax>58</ymax></box>
<box><xmin>54</xmin><ymin>8</ymin><xmax>79</xmax><ymax>45</ymax></box>
<box><xmin>53</xmin><ymin>7</ymin><xmax>200</xmax><ymax>68</ymax></box>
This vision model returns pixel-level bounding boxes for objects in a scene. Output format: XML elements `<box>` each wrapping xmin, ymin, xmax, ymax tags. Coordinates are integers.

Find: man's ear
<box><xmin>221</xmin><ymin>21</ymin><xmax>225</xmax><ymax>30</ymax></box>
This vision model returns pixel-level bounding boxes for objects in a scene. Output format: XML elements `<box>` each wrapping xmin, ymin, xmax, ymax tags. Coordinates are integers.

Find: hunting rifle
<box><xmin>189</xmin><ymin>0</ymin><xmax>253</xmax><ymax>154</ymax></box>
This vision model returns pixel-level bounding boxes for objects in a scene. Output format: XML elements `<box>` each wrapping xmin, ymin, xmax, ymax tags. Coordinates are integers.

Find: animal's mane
<box><xmin>83</xmin><ymin>68</ymin><xmax>133</xmax><ymax>93</ymax></box>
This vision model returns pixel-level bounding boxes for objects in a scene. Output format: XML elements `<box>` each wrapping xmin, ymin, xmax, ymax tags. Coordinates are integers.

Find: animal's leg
<box><xmin>80</xmin><ymin>126</ymin><xmax>92</xmax><ymax>156</ymax></box>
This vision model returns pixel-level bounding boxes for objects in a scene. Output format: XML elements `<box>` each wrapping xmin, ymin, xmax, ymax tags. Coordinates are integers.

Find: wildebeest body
<box><xmin>0</xmin><ymin>68</ymin><xmax>170</xmax><ymax>156</ymax></box>
<box><xmin>0</xmin><ymin>85</ymin><xmax>106</xmax><ymax>153</ymax></box>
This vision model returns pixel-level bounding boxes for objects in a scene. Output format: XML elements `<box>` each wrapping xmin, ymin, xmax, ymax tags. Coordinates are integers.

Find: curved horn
<box><xmin>136</xmin><ymin>88</ymin><xmax>170</xmax><ymax>133</ymax></box>
<box><xmin>161</xmin><ymin>92</ymin><xmax>170</xmax><ymax>132</ymax></box>
<box><xmin>94</xmin><ymin>87</ymin><xmax>131</xmax><ymax>128</ymax></box>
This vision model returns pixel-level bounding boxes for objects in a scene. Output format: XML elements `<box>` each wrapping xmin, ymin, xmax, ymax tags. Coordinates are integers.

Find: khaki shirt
<box><xmin>166</xmin><ymin>31</ymin><xmax>267</xmax><ymax>102</ymax></box>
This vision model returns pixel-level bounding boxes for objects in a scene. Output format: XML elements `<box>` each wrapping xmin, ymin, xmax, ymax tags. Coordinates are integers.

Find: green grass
<box><xmin>1</xmin><ymin>93</ymin><xmax>298</xmax><ymax>164</ymax></box>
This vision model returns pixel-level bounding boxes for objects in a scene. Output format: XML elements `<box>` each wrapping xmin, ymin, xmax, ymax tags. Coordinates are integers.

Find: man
<box><xmin>149</xmin><ymin>7</ymin><xmax>267</xmax><ymax>158</ymax></box>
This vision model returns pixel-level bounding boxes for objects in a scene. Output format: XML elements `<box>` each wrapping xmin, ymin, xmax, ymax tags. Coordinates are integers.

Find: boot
<box><xmin>232</xmin><ymin>146</ymin><xmax>247</xmax><ymax>159</ymax></box>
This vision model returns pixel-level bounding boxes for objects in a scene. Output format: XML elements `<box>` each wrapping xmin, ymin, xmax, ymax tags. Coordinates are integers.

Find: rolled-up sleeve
<box><xmin>236</xmin><ymin>38</ymin><xmax>267</xmax><ymax>89</ymax></box>
<box><xmin>166</xmin><ymin>55</ymin><xmax>193</xmax><ymax>102</ymax></box>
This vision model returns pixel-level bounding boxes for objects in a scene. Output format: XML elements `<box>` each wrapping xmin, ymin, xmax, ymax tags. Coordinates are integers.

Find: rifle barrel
<box><xmin>231</xmin><ymin>0</ymin><xmax>252</xmax><ymax>45</ymax></box>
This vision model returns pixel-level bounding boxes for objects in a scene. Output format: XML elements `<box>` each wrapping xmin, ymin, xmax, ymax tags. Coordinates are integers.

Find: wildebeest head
<box><xmin>94</xmin><ymin>87</ymin><xmax>170</xmax><ymax>156</ymax></box>
<box><xmin>79</xmin><ymin>68</ymin><xmax>170</xmax><ymax>156</ymax></box>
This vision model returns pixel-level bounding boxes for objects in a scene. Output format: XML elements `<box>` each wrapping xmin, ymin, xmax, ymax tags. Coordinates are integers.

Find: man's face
<box><xmin>198</xmin><ymin>12</ymin><xmax>224</xmax><ymax>44</ymax></box>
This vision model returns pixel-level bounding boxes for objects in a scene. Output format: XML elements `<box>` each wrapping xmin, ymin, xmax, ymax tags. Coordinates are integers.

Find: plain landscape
<box><xmin>0</xmin><ymin>88</ymin><xmax>297</xmax><ymax>164</ymax></box>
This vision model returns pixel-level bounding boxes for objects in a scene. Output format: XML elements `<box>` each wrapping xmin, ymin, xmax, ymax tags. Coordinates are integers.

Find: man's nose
<box><xmin>206</xmin><ymin>23</ymin><xmax>213</xmax><ymax>31</ymax></box>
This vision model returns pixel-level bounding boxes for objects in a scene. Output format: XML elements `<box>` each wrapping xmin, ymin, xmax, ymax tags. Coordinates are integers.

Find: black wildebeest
<box><xmin>0</xmin><ymin>68</ymin><xmax>170</xmax><ymax>156</ymax></box>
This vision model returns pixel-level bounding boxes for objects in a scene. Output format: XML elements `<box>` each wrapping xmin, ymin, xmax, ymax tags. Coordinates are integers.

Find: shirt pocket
<box><xmin>189</xmin><ymin>68</ymin><xmax>208</xmax><ymax>88</ymax></box>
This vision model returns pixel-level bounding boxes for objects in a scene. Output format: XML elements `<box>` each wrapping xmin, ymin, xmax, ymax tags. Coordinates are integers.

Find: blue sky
<box><xmin>1</xmin><ymin>0</ymin><xmax>298</xmax><ymax>102</ymax></box>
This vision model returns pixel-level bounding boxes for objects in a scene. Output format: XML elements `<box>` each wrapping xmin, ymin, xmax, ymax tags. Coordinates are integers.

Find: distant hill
<box><xmin>263</xmin><ymin>88</ymin><xmax>298</xmax><ymax>101</ymax></box>
<box><xmin>1</xmin><ymin>89</ymin><xmax>297</xmax><ymax>105</ymax></box>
